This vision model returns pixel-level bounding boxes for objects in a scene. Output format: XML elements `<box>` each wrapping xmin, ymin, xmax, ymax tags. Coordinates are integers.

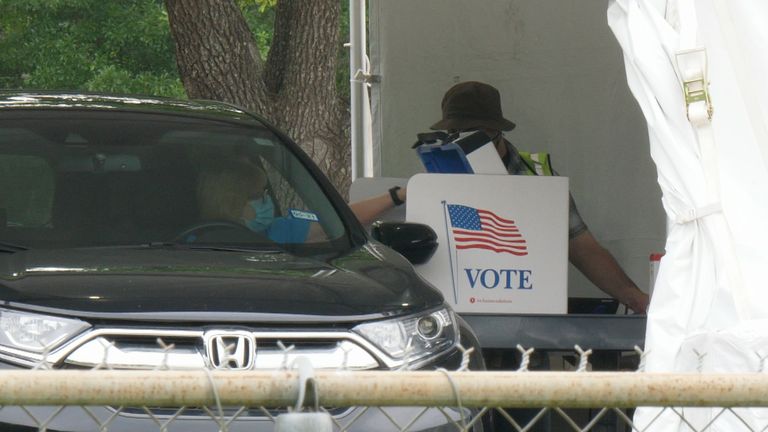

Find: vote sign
<box><xmin>406</xmin><ymin>174</ymin><xmax>568</xmax><ymax>314</ymax></box>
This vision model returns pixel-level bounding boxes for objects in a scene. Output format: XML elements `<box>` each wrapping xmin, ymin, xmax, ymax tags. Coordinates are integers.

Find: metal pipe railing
<box><xmin>1</xmin><ymin>370</ymin><xmax>767</xmax><ymax>408</ymax></box>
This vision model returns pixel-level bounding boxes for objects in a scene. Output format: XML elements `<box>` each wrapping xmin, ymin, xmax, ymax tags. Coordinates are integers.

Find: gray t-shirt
<box><xmin>502</xmin><ymin>140</ymin><xmax>588</xmax><ymax>239</ymax></box>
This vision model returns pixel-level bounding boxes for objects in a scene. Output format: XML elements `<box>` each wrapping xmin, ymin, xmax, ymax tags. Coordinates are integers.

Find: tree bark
<box><xmin>164</xmin><ymin>0</ymin><xmax>350</xmax><ymax>196</ymax></box>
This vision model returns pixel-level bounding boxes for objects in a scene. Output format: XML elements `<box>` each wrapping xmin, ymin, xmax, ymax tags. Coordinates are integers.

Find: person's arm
<box><xmin>568</xmin><ymin>230</ymin><xmax>650</xmax><ymax>314</ymax></box>
<box><xmin>349</xmin><ymin>187</ymin><xmax>407</xmax><ymax>226</ymax></box>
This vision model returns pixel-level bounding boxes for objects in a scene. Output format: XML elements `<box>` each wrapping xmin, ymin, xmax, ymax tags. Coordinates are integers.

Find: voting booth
<box><xmin>350</xmin><ymin>131</ymin><xmax>571</xmax><ymax>315</ymax></box>
<box><xmin>405</xmin><ymin>174</ymin><xmax>568</xmax><ymax>314</ymax></box>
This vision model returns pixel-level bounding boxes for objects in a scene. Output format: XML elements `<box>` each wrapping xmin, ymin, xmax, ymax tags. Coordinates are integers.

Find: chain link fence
<box><xmin>2</xmin><ymin>341</ymin><xmax>768</xmax><ymax>431</ymax></box>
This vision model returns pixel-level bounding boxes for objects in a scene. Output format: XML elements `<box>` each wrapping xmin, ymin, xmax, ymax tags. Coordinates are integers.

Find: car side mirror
<box><xmin>370</xmin><ymin>221</ymin><xmax>438</xmax><ymax>265</ymax></box>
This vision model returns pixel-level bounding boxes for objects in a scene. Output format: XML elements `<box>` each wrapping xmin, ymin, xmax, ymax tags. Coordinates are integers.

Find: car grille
<box><xmin>56</xmin><ymin>328</ymin><xmax>383</xmax><ymax>371</ymax></box>
<box><xmin>47</xmin><ymin>328</ymin><xmax>380</xmax><ymax>420</ymax></box>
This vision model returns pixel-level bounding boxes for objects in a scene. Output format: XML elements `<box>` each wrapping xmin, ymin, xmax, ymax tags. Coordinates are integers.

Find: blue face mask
<box><xmin>244</xmin><ymin>195</ymin><xmax>275</xmax><ymax>232</ymax></box>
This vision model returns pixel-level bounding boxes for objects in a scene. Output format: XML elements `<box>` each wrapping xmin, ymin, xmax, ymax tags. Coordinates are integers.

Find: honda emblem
<box><xmin>204</xmin><ymin>330</ymin><xmax>256</xmax><ymax>370</ymax></box>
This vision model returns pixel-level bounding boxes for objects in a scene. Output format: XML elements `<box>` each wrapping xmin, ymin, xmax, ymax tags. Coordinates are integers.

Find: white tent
<box><xmin>609</xmin><ymin>0</ymin><xmax>768</xmax><ymax>429</ymax></box>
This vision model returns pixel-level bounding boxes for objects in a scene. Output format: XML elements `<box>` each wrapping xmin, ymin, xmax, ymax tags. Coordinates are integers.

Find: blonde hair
<box><xmin>197</xmin><ymin>160</ymin><xmax>268</xmax><ymax>221</ymax></box>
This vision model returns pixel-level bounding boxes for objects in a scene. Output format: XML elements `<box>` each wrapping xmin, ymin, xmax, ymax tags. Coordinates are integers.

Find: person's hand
<box><xmin>396</xmin><ymin>187</ymin><xmax>407</xmax><ymax>204</ymax></box>
<box><xmin>349</xmin><ymin>186</ymin><xmax>408</xmax><ymax>226</ymax></box>
<box><xmin>626</xmin><ymin>290</ymin><xmax>650</xmax><ymax>314</ymax></box>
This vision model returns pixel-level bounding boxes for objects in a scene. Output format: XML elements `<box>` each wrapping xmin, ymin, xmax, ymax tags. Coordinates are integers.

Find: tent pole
<box><xmin>349</xmin><ymin>0</ymin><xmax>372</xmax><ymax>181</ymax></box>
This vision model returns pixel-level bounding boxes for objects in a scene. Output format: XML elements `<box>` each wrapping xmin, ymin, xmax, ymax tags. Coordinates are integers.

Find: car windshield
<box><xmin>0</xmin><ymin>110</ymin><xmax>353</xmax><ymax>255</ymax></box>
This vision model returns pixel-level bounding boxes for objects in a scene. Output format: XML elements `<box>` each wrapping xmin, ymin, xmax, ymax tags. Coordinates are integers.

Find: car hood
<box><xmin>0</xmin><ymin>243</ymin><xmax>444</xmax><ymax>322</ymax></box>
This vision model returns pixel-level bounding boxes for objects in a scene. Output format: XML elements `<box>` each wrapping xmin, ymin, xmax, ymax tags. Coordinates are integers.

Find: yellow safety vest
<box><xmin>518</xmin><ymin>152</ymin><xmax>554</xmax><ymax>176</ymax></box>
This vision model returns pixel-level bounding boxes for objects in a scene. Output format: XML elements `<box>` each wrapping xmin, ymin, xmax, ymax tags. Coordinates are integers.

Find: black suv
<box><xmin>0</xmin><ymin>92</ymin><xmax>485</xmax><ymax>431</ymax></box>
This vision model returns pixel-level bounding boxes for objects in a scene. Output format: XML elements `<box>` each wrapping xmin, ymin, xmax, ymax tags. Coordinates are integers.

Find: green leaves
<box><xmin>239</xmin><ymin>0</ymin><xmax>276</xmax><ymax>60</ymax></box>
<box><xmin>84</xmin><ymin>66</ymin><xmax>185</xmax><ymax>98</ymax></box>
<box><xmin>0</xmin><ymin>0</ymin><xmax>183</xmax><ymax>97</ymax></box>
<box><xmin>237</xmin><ymin>0</ymin><xmax>277</xmax><ymax>14</ymax></box>
<box><xmin>0</xmin><ymin>0</ymin><xmax>351</xmax><ymax>103</ymax></box>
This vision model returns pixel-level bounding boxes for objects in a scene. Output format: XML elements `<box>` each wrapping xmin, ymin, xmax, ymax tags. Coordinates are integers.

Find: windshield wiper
<box><xmin>63</xmin><ymin>242</ymin><xmax>286</xmax><ymax>254</ymax></box>
<box><xmin>0</xmin><ymin>241</ymin><xmax>28</xmax><ymax>253</ymax></box>
<box><xmin>144</xmin><ymin>242</ymin><xmax>286</xmax><ymax>254</ymax></box>
<box><xmin>184</xmin><ymin>244</ymin><xmax>286</xmax><ymax>253</ymax></box>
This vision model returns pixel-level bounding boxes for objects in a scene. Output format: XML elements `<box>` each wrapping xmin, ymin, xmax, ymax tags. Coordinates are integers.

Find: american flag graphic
<box><xmin>446</xmin><ymin>204</ymin><xmax>528</xmax><ymax>256</ymax></box>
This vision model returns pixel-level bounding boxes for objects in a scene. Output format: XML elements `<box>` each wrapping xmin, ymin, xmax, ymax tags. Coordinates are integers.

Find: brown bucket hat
<box><xmin>430</xmin><ymin>81</ymin><xmax>516</xmax><ymax>131</ymax></box>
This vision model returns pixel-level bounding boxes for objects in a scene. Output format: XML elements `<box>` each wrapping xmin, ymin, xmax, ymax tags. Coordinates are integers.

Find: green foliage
<box><xmin>85</xmin><ymin>66</ymin><xmax>186</xmax><ymax>98</ymax></box>
<box><xmin>237</xmin><ymin>0</ymin><xmax>277</xmax><ymax>14</ymax></box>
<box><xmin>239</xmin><ymin>1</ymin><xmax>276</xmax><ymax>59</ymax></box>
<box><xmin>0</xmin><ymin>0</ymin><xmax>183</xmax><ymax>97</ymax></box>
<box><xmin>337</xmin><ymin>0</ymin><xmax>351</xmax><ymax>102</ymax></box>
<box><xmin>0</xmin><ymin>0</ymin><xmax>352</xmax><ymax>102</ymax></box>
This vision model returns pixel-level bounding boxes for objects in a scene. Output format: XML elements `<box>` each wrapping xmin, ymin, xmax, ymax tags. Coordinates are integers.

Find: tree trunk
<box><xmin>164</xmin><ymin>0</ymin><xmax>350</xmax><ymax>196</ymax></box>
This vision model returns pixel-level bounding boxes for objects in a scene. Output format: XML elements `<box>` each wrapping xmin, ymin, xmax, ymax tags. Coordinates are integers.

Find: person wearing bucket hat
<box><xmin>352</xmin><ymin>81</ymin><xmax>648</xmax><ymax>315</ymax></box>
<box><xmin>430</xmin><ymin>81</ymin><xmax>517</xmax><ymax>132</ymax></box>
<box><xmin>436</xmin><ymin>81</ymin><xmax>648</xmax><ymax>314</ymax></box>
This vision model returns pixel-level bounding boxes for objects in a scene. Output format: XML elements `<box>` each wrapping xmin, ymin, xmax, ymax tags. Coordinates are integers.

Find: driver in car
<box><xmin>196</xmin><ymin>159</ymin><xmax>318</xmax><ymax>244</ymax></box>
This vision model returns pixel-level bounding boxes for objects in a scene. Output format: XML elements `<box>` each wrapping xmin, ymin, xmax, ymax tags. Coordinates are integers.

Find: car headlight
<box><xmin>353</xmin><ymin>307</ymin><xmax>458</xmax><ymax>364</ymax></box>
<box><xmin>0</xmin><ymin>308</ymin><xmax>90</xmax><ymax>355</ymax></box>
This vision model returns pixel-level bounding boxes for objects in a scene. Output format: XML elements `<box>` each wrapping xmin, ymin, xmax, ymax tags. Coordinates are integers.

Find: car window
<box><xmin>0</xmin><ymin>153</ymin><xmax>54</xmax><ymax>228</ymax></box>
<box><xmin>0</xmin><ymin>111</ymin><xmax>353</xmax><ymax>255</ymax></box>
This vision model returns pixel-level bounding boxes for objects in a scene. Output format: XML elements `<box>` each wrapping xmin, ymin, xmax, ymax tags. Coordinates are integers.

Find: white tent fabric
<box><xmin>609</xmin><ymin>0</ymin><xmax>768</xmax><ymax>429</ymax></box>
